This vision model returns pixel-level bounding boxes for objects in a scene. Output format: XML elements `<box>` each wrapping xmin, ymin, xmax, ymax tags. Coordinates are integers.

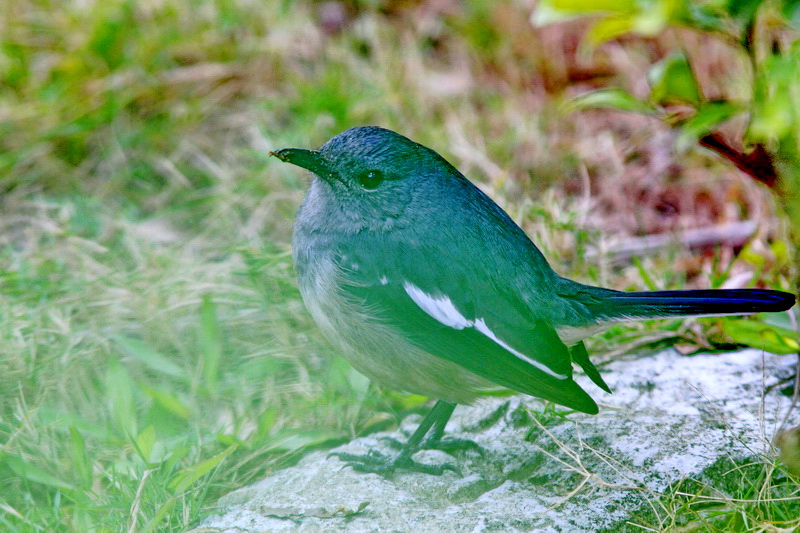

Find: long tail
<box><xmin>584</xmin><ymin>288</ymin><xmax>795</xmax><ymax>321</ymax></box>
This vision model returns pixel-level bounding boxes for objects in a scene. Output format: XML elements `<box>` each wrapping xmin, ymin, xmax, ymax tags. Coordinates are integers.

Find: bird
<box><xmin>271</xmin><ymin>126</ymin><xmax>796</xmax><ymax>475</ymax></box>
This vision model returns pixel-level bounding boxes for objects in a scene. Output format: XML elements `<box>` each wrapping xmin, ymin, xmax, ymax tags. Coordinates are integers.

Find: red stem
<box><xmin>699</xmin><ymin>133</ymin><xmax>778</xmax><ymax>188</ymax></box>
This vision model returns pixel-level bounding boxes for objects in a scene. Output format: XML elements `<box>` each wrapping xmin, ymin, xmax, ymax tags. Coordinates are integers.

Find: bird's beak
<box><xmin>269</xmin><ymin>148</ymin><xmax>331</xmax><ymax>176</ymax></box>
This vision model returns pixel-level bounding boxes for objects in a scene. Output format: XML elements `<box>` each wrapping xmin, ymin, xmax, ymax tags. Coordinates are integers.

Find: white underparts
<box><xmin>402</xmin><ymin>282</ymin><xmax>568</xmax><ymax>380</ymax></box>
<box><xmin>555</xmin><ymin>324</ymin><xmax>607</xmax><ymax>345</ymax></box>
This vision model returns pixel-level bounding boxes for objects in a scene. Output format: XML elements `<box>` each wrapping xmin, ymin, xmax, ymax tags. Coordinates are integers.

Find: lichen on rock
<box><xmin>197</xmin><ymin>349</ymin><xmax>799</xmax><ymax>532</ymax></box>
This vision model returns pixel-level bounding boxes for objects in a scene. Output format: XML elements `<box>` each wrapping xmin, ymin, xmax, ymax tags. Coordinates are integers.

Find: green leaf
<box><xmin>257</xmin><ymin>406</ymin><xmax>279</xmax><ymax>439</ymax></box>
<box><xmin>114</xmin><ymin>336</ymin><xmax>188</xmax><ymax>381</ymax></box>
<box><xmin>264</xmin><ymin>430</ymin><xmax>345</xmax><ymax>453</ymax></box>
<box><xmin>536</xmin><ymin>0</ymin><xmax>684</xmax><ymax>39</ymax></box>
<box><xmin>749</xmin><ymin>93</ymin><xmax>793</xmax><ymax>141</ymax></box>
<box><xmin>726</xmin><ymin>0</ymin><xmax>763</xmax><ymax>25</ymax></box>
<box><xmin>2</xmin><ymin>454</ymin><xmax>76</xmax><ymax>491</ymax></box>
<box><xmin>678</xmin><ymin>2</ymin><xmax>725</xmax><ymax>31</ymax></box>
<box><xmin>106</xmin><ymin>358</ymin><xmax>138</xmax><ymax>436</ymax></box>
<box><xmin>748</xmin><ymin>50</ymin><xmax>800</xmax><ymax>142</ymax></box>
<box><xmin>784</xmin><ymin>0</ymin><xmax>800</xmax><ymax>25</ymax></box>
<box><xmin>648</xmin><ymin>52</ymin><xmax>702</xmax><ymax>106</ymax></box>
<box><xmin>632</xmin><ymin>256</ymin><xmax>659</xmax><ymax>291</ymax></box>
<box><xmin>629</xmin><ymin>0</ymin><xmax>674</xmax><ymax>35</ymax></box>
<box><xmin>347</xmin><ymin>366</ymin><xmax>371</xmax><ymax>400</ymax></box>
<box><xmin>722</xmin><ymin>318</ymin><xmax>800</xmax><ymax>354</ymax></box>
<box><xmin>141</xmin><ymin>496</ymin><xmax>179</xmax><ymax>533</ymax></box>
<box><xmin>140</xmin><ymin>385</ymin><xmax>191</xmax><ymax>420</ymax></box>
<box><xmin>759</xmin><ymin>310</ymin><xmax>798</xmax><ymax>331</ymax></box>
<box><xmin>134</xmin><ymin>426</ymin><xmax>157</xmax><ymax>463</ymax></box>
<box><xmin>562</xmin><ymin>88</ymin><xmax>656</xmax><ymax>115</ymax></box>
<box><xmin>586</xmin><ymin>16</ymin><xmax>636</xmax><ymax>45</ymax></box>
<box><xmin>677</xmin><ymin>101</ymin><xmax>740</xmax><ymax>152</ymax></box>
<box><xmin>532</xmin><ymin>0</ymin><xmax>636</xmax><ymax>26</ymax></box>
<box><xmin>70</xmin><ymin>426</ymin><xmax>92</xmax><ymax>490</ymax></box>
<box><xmin>199</xmin><ymin>295</ymin><xmax>222</xmax><ymax>396</ymax></box>
<box><xmin>216</xmin><ymin>433</ymin><xmax>244</xmax><ymax>447</ymax></box>
<box><xmin>551</xmin><ymin>0</ymin><xmax>635</xmax><ymax>11</ymax></box>
<box><xmin>169</xmin><ymin>444</ymin><xmax>238</xmax><ymax>493</ymax></box>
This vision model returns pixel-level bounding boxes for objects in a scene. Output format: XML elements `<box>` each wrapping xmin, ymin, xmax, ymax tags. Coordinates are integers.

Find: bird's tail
<box><xmin>585</xmin><ymin>288</ymin><xmax>795</xmax><ymax>322</ymax></box>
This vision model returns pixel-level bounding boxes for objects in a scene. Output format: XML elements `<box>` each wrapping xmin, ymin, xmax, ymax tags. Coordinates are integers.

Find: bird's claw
<box><xmin>425</xmin><ymin>436</ymin><xmax>485</xmax><ymax>456</ymax></box>
<box><xmin>328</xmin><ymin>450</ymin><xmax>460</xmax><ymax>476</ymax></box>
<box><xmin>328</xmin><ymin>449</ymin><xmax>388</xmax><ymax>466</ymax></box>
<box><xmin>379</xmin><ymin>434</ymin><xmax>483</xmax><ymax>456</ymax></box>
<box><xmin>377</xmin><ymin>436</ymin><xmax>405</xmax><ymax>449</ymax></box>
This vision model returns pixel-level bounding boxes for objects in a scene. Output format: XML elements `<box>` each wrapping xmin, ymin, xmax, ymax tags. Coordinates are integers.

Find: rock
<box><xmin>197</xmin><ymin>349</ymin><xmax>798</xmax><ymax>532</ymax></box>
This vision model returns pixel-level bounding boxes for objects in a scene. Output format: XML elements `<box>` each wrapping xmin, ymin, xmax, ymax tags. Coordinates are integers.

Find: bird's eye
<box><xmin>357</xmin><ymin>169</ymin><xmax>384</xmax><ymax>190</ymax></box>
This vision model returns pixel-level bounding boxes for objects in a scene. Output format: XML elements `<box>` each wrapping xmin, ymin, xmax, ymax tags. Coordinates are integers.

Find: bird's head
<box><xmin>271</xmin><ymin>127</ymin><xmax>460</xmax><ymax>231</ymax></box>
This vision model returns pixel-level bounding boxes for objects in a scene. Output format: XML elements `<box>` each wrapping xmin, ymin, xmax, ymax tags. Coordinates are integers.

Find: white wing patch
<box><xmin>403</xmin><ymin>282</ymin><xmax>472</xmax><ymax>329</ymax></box>
<box><xmin>473</xmin><ymin>319</ymin><xmax>567</xmax><ymax>379</ymax></box>
<box><xmin>402</xmin><ymin>283</ymin><xmax>567</xmax><ymax>380</ymax></box>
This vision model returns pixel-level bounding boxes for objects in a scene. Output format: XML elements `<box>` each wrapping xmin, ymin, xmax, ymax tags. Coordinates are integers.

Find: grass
<box><xmin>622</xmin><ymin>457</ymin><xmax>800</xmax><ymax>531</ymax></box>
<box><xmin>0</xmin><ymin>1</ymin><xmax>797</xmax><ymax>531</ymax></box>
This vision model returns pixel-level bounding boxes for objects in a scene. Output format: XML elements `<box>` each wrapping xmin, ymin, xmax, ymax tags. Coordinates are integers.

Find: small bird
<box><xmin>272</xmin><ymin>126</ymin><xmax>796</xmax><ymax>475</ymax></box>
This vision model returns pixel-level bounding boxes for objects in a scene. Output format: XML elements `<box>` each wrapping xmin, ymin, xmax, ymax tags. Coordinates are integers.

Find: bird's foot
<box><xmin>328</xmin><ymin>448</ymin><xmax>459</xmax><ymax>476</ymax></box>
<box><xmin>379</xmin><ymin>435</ymin><xmax>484</xmax><ymax>456</ymax></box>
<box><xmin>328</xmin><ymin>400</ymin><xmax>468</xmax><ymax>476</ymax></box>
<box><xmin>425</xmin><ymin>436</ymin><xmax>484</xmax><ymax>456</ymax></box>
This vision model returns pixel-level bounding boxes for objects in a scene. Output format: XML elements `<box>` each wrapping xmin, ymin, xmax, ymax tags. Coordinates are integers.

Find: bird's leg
<box><xmin>418</xmin><ymin>403</ymin><xmax>483</xmax><ymax>456</ymax></box>
<box><xmin>379</xmin><ymin>401</ymin><xmax>482</xmax><ymax>455</ymax></box>
<box><xmin>329</xmin><ymin>400</ymin><xmax>464</xmax><ymax>475</ymax></box>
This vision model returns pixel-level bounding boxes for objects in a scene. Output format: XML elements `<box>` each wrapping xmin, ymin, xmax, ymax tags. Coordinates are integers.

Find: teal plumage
<box><xmin>273</xmin><ymin>126</ymin><xmax>796</xmax><ymax>474</ymax></box>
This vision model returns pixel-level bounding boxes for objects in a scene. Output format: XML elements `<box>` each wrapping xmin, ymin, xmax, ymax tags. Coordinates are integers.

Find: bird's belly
<box><xmin>297</xmin><ymin>257</ymin><xmax>496</xmax><ymax>404</ymax></box>
<box><xmin>555</xmin><ymin>324</ymin><xmax>611</xmax><ymax>345</ymax></box>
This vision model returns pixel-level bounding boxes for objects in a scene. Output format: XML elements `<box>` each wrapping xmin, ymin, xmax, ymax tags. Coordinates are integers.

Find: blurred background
<box><xmin>1</xmin><ymin>0</ymin><xmax>798</xmax><ymax>531</ymax></box>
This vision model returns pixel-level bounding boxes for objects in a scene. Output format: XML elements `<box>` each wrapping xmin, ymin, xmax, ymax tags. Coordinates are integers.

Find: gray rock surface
<box><xmin>197</xmin><ymin>349</ymin><xmax>798</xmax><ymax>532</ymax></box>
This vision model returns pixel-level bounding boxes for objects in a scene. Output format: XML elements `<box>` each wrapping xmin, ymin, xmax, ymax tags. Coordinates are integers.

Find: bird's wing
<box><xmin>336</xmin><ymin>249</ymin><xmax>598</xmax><ymax>414</ymax></box>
